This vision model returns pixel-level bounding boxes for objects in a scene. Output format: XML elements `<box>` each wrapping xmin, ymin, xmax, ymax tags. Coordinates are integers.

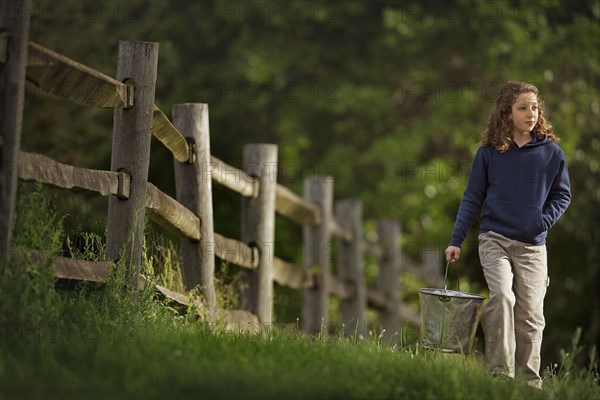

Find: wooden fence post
<box><xmin>302</xmin><ymin>176</ymin><xmax>333</xmax><ymax>333</ymax></box>
<box><xmin>336</xmin><ymin>198</ymin><xmax>367</xmax><ymax>338</ymax></box>
<box><xmin>0</xmin><ymin>0</ymin><xmax>31</xmax><ymax>256</ymax></box>
<box><xmin>172</xmin><ymin>103</ymin><xmax>216</xmax><ymax>320</ymax></box>
<box><xmin>106</xmin><ymin>40</ymin><xmax>158</xmax><ymax>285</ymax></box>
<box><xmin>376</xmin><ymin>219</ymin><xmax>401</xmax><ymax>341</ymax></box>
<box><xmin>423</xmin><ymin>247</ymin><xmax>442</xmax><ymax>288</ymax></box>
<box><xmin>240</xmin><ymin>144</ymin><xmax>278</xmax><ymax>323</ymax></box>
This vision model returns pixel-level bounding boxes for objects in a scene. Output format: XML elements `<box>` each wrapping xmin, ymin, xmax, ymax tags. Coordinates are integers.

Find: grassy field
<box><xmin>1</xmin><ymin>186</ymin><xmax>598</xmax><ymax>400</ymax></box>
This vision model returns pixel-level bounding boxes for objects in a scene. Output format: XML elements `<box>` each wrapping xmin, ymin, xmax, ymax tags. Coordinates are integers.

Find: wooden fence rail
<box><xmin>26</xmin><ymin>40</ymin><xmax>133</xmax><ymax>109</ymax></box>
<box><xmin>18</xmin><ymin>151</ymin><xmax>131</xmax><ymax>199</ymax></box>
<box><xmin>1</xmin><ymin>4</ymin><xmax>427</xmax><ymax>337</ymax></box>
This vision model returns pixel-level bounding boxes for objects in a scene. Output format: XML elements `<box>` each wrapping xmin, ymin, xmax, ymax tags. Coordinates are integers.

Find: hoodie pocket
<box><xmin>489</xmin><ymin>200</ymin><xmax>544</xmax><ymax>239</ymax></box>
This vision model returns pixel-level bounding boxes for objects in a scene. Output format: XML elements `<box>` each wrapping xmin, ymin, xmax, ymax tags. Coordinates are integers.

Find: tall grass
<box><xmin>1</xmin><ymin>185</ymin><xmax>598</xmax><ymax>399</ymax></box>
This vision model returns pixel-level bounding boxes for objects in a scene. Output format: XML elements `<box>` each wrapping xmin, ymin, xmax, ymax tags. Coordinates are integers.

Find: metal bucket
<box><xmin>418</xmin><ymin>262</ymin><xmax>485</xmax><ymax>354</ymax></box>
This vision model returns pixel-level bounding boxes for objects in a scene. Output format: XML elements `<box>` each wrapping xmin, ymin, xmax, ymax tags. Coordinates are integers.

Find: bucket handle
<box><xmin>443</xmin><ymin>261</ymin><xmax>461</xmax><ymax>292</ymax></box>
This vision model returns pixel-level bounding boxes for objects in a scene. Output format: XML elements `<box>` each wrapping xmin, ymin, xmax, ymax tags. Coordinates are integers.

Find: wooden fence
<box><xmin>1</xmin><ymin>1</ymin><xmax>435</xmax><ymax>339</ymax></box>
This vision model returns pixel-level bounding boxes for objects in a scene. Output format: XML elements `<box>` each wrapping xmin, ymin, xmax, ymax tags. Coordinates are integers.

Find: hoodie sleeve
<box><xmin>449</xmin><ymin>148</ymin><xmax>489</xmax><ymax>248</ymax></box>
<box><xmin>542</xmin><ymin>152</ymin><xmax>571</xmax><ymax>230</ymax></box>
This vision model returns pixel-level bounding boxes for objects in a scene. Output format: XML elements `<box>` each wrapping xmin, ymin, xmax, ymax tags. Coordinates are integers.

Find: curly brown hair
<box><xmin>480</xmin><ymin>81</ymin><xmax>559</xmax><ymax>152</ymax></box>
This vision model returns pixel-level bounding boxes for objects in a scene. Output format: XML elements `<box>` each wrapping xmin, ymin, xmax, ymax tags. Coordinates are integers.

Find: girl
<box><xmin>445</xmin><ymin>81</ymin><xmax>571</xmax><ymax>388</ymax></box>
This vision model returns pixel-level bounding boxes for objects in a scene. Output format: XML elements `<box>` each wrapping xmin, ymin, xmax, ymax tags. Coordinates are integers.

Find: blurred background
<box><xmin>20</xmin><ymin>0</ymin><xmax>599</xmax><ymax>369</ymax></box>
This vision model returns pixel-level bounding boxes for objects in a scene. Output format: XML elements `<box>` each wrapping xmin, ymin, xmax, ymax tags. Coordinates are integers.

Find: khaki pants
<box><xmin>478</xmin><ymin>231</ymin><xmax>548</xmax><ymax>387</ymax></box>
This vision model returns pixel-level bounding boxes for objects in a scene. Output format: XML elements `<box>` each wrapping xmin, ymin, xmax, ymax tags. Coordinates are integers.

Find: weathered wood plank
<box><xmin>24</xmin><ymin>43</ymin><xmax>191</xmax><ymax>161</ymax></box>
<box><xmin>240</xmin><ymin>144</ymin><xmax>278</xmax><ymax>323</ymax></box>
<box><xmin>23</xmin><ymin>44</ymin><xmax>190</xmax><ymax>162</ymax></box>
<box><xmin>336</xmin><ymin>199</ymin><xmax>367</xmax><ymax>337</ymax></box>
<box><xmin>209</xmin><ymin>155</ymin><xmax>256</xmax><ymax>197</ymax></box>
<box><xmin>422</xmin><ymin>248</ymin><xmax>443</xmax><ymax>287</ymax></box>
<box><xmin>302</xmin><ymin>176</ymin><xmax>333</xmax><ymax>332</ymax></box>
<box><xmin>154</xmin><ymin>283</ymin><xmax>204</xmax><ymax>315</ymax></box>
<box><xmin>366</xmin><ymin>287</ymin><xmax>391</xmax><ymax>310</ymax></box>
<box><xmin>24</xmin><ymin>44</ymin><xmax>191</xmax><ymax>161</ymax></box>
<box><xmin>362</xmin><ymin>238</ymin><xmax>383</xmax><ymax>258</ymax></box>
<box><xmin>25</xmin><ymin>41</ymin><xmax>133</xmax><ymax>108</ymax></box>
<box><xmin>209</xmin><ymin>155</ymin><xmax>322</xmax><ymax>227</ymax></box>
<box><xmin>173</xmin><ymin>103</ymin><xmax>216</xmax><ymax>320</ymax></box>
<box><xmin>213</xmin><ymin>232</ymin><xmax>258</xmax><ymax>269</ymax></box>
<box><xmin>17</xmin><ymin>151</ymin><xmax>130</xmax><ymax>198</ymax></box>
<box><xmin>0</xmin><ymin>0</ymin><xmax>30</xmax><ymax>256</ymax></box>
<box><xmin>19</xmin><ymin>250</ymin><xmax>219</xmax><ymax>322</ymax></box>
<box><xmin>273</xmin><ymin>257</ymin><xmax>316</xmax><ymax>289</ymax></box>
<box><xmin>376</xmin><ymin>220</ymin><xmax>401</xmax><ymax>340</ymax></box>
<box><xmin>153</xmin><ymin>105</ymin><xmax>190</xmax><ymax>163</ymax></box>
<box><xmin>0</xmin><ymin>31</ymin><xmax>8</xmax><ymax>64</ymax></box>
<box><xmin>145</xmin><ymin>182</ymin><xmax>200</xmax><ymax>241</ymax></box>
<box><xmin>330</xmin><ymin>217</ymin><xmax>353</xmax><ymax>241</ymax></box>
<box><xmin>15</xmin><ymin>152</ymin><xmax>222</xmax><ymax>251</ymax></box>
<box><xmin>400</xmin><ymin>303</ymin><xmax>421</xmax><ymax>325</ymax></box>
<box><xmin>54</xmin><ymin>256</ymin><xmax>113</xmax><ymax>283</ymax></box>
<box><xmin>13</xmin><ymin>250</ymin><xmax>114</xmax><ymax>284</ymax></box>
<box><xmin>275</xmin><ymin>184</ymin><xmax>321</xmax><ymax>225</ymax></box>
<box><xmin>327</xmin><ymin>275</ymin><xmax>352</xmax><ymax>300</ymax></box>
<box><xmin>52</xmin><ymin>255</ymin><xmax>206</xmax><ymax>315</ymax></box>
<box><xmin>106</xmin><ymin>40</ymin><xmax>158</xmax><ymax>286</ymax></box>
<box><xmin>216</xmin><ymin>308</ymin><xmax>260</xmax><ymax>331</ymax></box>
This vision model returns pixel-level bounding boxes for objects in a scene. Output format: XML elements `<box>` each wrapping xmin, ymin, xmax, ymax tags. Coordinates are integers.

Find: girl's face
<box><xmin>510</xmin><ymin>92</ymin><xmax>539</xmax><ymax>136</ymax></box>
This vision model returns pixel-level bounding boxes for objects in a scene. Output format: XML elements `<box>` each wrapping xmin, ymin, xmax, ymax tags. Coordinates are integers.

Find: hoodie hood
<box><xmin>520</xmin><ymin>129</ymin><xmax>549</xmax><ymax>148</ymax></box>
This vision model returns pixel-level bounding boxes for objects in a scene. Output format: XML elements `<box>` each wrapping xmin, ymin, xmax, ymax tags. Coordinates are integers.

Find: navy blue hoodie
<box><xmin>450</xmin><ymin>131</ymin><xmax>571</xmax><ymax>247</ymax></box>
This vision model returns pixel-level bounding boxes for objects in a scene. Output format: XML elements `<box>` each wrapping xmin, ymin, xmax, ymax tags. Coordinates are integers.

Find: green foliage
<box><xmin>400</xmin><ymin>271</ymin><xmax>427</xmax><ymax>312</ymax></box>
<box><xmin>67</xmin><ymin>231</ymin><xmax>105</xmax><ymax>262</ymax></box>
<box><xmin>545</xmin><ymin>327</ymin><xmax>599</xmax><ymax>381</ymax></box>
<box><xmin>143</xmin><ymin>230</ymin><xmax>185</xmax><ymax>293</ymax></box>
<box><xmin>543</xmin><ymin>328</ymin><xmax>600</xmax><ymax>397</ymax></box>
<box><xmin>1</xmin><ymin>184</ymin><xmax>64</xmax><ymax>334</ymax></box>
<box><xmin>12</xmin><ymin>183</ymin><xmax>63</xmax><ymax>253</ymax></box>
<box><xmin>214</xmin><ymin>260</ymin><xmax>243</xmax><ymax>310</ymax></box>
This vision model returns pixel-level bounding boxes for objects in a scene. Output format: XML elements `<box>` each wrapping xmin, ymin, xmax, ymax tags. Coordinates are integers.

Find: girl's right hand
<box><xmin>445</xmin><ymin>246</ymin><xmax>461</xmax><ymax>262</ymax></box>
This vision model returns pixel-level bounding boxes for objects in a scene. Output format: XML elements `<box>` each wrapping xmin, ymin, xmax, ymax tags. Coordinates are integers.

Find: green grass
<box><xmin>1</xmin><ymin>185</ymin><xmax>598</xmax><ymax>400</ymax></box>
